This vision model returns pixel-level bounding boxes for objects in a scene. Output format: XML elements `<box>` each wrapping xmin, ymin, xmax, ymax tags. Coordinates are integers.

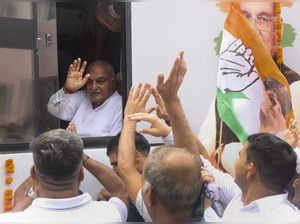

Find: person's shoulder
<box><xmin>107</xmin><ymin>91</ymin><xmax>122</xmax><ymax>108</ymax></box>
<box><xmin>271</xmin><ymin>201</ymin><xmax>300</xmax><ymax>222</ymax></box>
<box><xmin>0</xmin><ymin>211</ymin><xmax>26</xmax><ymax>222</ymax></box>
<box><xmin>111</xmin><ymin>91</ymin><xmax>122</xmax><ymax>102</ymax></box>
<box><xmin>89</xmin><ymin>200</ymin><xmax>122</xmax><ymax>212</ymax></box>
<box><xmin>80</xmin><ymin>200</ymin><xmax>122</xmax><ymax>221</ymax></box>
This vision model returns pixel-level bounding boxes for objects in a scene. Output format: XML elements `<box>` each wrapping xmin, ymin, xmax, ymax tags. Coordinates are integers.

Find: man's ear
<box><xmin>143</xmin><ymin>182</ymin><xmax>155</xmax><ymax>207</ymax></box>
<box><xmin>30</xmin><ymin>166</ymin><xmax>37</xmax><ymax>181</ymax></box>
<box><xmin>135</xmin><ymin>151</ymin><xmax>141</xmax><ymax>160</ymax></box>
<box><xmin>293</xmin><ymin>177</ymin><xmax>300</xmax><ymax>188</ymax></box>
<box><xmin>79</xmin><ymin>167</ymin><xmax>84</xmax><ymax>182</ymax></box>
<box><xmin>246</xmin><ymin>162</ymin><xmax>256</xmax><ymax>180</ymax></box>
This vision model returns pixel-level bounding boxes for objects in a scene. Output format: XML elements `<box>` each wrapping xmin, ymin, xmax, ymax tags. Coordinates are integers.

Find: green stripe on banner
<box><xmin>216</xmin><ymin>88</ymin><xmax>249</xmax><ymax>144</ymax></box>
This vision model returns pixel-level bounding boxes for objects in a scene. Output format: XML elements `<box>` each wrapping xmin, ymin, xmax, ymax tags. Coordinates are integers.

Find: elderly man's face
<box><xmin>240</xmin><ymin>2</ymin><xmax>277</xmax><ymax>57</ymax></box>
<box><xmin>86</xmin><ymin>65</ymin><xmax>116</xmax><ymax>108</ymax></box>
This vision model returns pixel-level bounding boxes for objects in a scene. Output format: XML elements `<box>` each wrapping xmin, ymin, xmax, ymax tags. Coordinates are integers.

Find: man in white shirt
<box><xmin>48</xmin><ymin>59</ymin><xmax>122</xmax><ymax>137</ymax></box>
<box><xmin>155</xmin><ymin>51</ymin><xmax>300</xmax><ymax>223</ymax></box>
<box><xmin>0</xmin><ymin>129</ymin><xmax>128</xmax><ymax>224</ymax></box>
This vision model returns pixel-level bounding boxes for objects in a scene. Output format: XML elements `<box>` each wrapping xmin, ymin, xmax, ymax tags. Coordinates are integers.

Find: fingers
<box><xmin>128</xmin><ymin>113</ymin><xmax>155</xmax><ymax>123</ymax></box>
<box><xmin>156</xmin><ymin>105</ymin><xmax>163</xmax><ymax>116</ymax></box>
<box><xmin>179</xmin><ymin>50</ymin><xmax>184</xmax><ymax>59</ymax></box>
<box><xmin>134</xmin><ymin>83</ymin><xmax>142</xmax><ymax>100</ymax></box>
<box><xmin>168</xmin><ymin>56</ymin><xmax>181</xmax><ymax>82</ymax></box>
<box><xmin>142</xmin><ymin>84</ymin><xmax>152</xmax><ymax>105</ymax></box>
<box><xmin>151</xmin><ymin>88</ymin><xmax>164</xmax><ymax>106</ymax></box>
<box><xmin>97</xmin><ymin>189</ymin><xmax>111</xmax><ymax>201</ymax></box>
<box><xmin>80</xmin><ymin>61</ymin><xmax>87</xmax><ymax>75</ymax></box>
<box><xmin>68</xmin><ymin>64</ymin><xmax>75</xmax><ymax>74</ymax></box>
<box><xmin>156</xmin><ymin>73</ymin><xmax>165</xmax><ymax>92</ymax></box>
<box><xmin>139</xmin><ymin>127</ymin><xmax>157</xmax><ymax>136</ymax></box>
<box><xmin>128</xmin><ymin>86</ymin><xmax>135</xmax><ymax>100</ymax></box>
<box><xmin>138</xmin><ymin>84</ymin><xmax>148</xmax><ymax>101</ymax></box>
<box><xmin>81</xmin><ymin>73</ymin><xmax>91</xmax><ymax>85</ymax></box>
<box><xmin>263</xmin><ymin>90</ymin><xmax>272</xmax><ymax>109</ymax></box>
<box><xmin>146</xmin><ymin>106</ymin><xmax>156</xmax><ymax>114</ymax></box>
<box><xmin>75</xmin><ymin>58</ymin><xmax>81</xmax><ymax>71</ymax></box>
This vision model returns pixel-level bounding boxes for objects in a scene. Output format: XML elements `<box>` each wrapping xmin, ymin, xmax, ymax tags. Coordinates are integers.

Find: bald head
<box><xmin>143</xmin><ymin>146</ymin><xmax>202</xmax><ymax>212</ymax></box>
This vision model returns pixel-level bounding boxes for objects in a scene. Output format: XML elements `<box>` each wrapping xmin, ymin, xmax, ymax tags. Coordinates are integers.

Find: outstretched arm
<box><xmin>82</xmin><ymin>154</ymin><xmax>128</xmax><ymax>207</ymax></box>
<box><xmin>156</xmin><ymin>51</ymin><xmax>209</xmax><ymax>159</ymax></box>
<box><xmin>118</xmin><ymin>85</ymin><xmax>151</xmax><ymax>203</ymax></box>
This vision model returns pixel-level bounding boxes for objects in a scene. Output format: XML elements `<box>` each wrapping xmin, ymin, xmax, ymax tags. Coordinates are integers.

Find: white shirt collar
<box><xmin>240</xmin><ymin>193</ymin><xmax>291</xmax><ymax>211</ymax></box>
<box><xmin>31</xmin><ymin>193</ymin><xmax>92</xmax><ymax>210</ymax></box>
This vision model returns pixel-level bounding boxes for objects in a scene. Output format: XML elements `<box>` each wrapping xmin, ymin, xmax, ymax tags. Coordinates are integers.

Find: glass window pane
<box><xmin>0</xmin><ymin>0</ymin><xmax>32</xmax><ymax>20</ymax></box>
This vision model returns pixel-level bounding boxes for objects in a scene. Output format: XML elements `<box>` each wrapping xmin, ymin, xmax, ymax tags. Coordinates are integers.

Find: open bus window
<box><xmin>54</xmin><ymin>0</ymin><xmax>124</xmax><ymax>138</ymax></box>
<box><xmin>0</xmin><ymin>0</ymin><xmax>130</xmax><ymax>149</ymax></box>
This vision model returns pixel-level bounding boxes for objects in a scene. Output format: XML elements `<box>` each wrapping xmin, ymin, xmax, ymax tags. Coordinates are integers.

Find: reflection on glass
<box><xmin>0</xmin><ymin>48</ymin><xmax>34</xmax><ymax>143</ymax></box>
<box><xmin>0</xmin><ymin>0</ymin><xmax>32</xmax><ymax>20</ymax></box>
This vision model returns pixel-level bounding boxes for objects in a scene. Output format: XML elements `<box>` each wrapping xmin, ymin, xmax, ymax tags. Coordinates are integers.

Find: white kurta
<box><xmin>48</xmin><ymin>89</ymin><xmax>122</xmax><ymax>137</ymax></box>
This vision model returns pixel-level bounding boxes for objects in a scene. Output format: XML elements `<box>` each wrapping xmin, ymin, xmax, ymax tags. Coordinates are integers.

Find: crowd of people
<box><xmin>0</xmin><ymin>49</ymin><xmax>299</xmax><ymax>223</ymax></box>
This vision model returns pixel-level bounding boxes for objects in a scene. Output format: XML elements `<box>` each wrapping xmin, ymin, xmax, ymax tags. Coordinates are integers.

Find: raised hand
<box><xmin>156</xmin><ymin>50</ymin><xmax>187</xmax><ymax>102</ymax></box>
<box><xmin>67</xmin><ymin>122</ymin><xmax>77</xmax><ymax>134</ymax></box>
<box><xmin>148</xmin><ymin>88</ymin><xmax>170</xmax><ymax>124</ymax></box>
<box><xmin>124</xmin><ymin>83</ymin><xmax>152</xmax><ymax>117</ymax></box>
<box><xmin>282</xmin><ymin>119</ymin><xmax>299</xmax><ymax>149</ymax></box>
<box><xmin>64</xmin><ymin>58</ymin><xmax>91</xmax><ymax>93</ymax></box>
<box><xmin>128</xmin><ymin>113</ymin><xmax>172</xmax><ymax>137</ymax></box>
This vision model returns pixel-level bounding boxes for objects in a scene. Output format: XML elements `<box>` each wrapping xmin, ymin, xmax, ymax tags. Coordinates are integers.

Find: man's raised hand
<box><xmin>124</xmin><ymin>83</ymin><xmax>152</xmax><ymax>118</ymax></box>
<box><xmin>156</xmin><ymin>50</ymin><xmax>187</xmax><ymax>102</ymax></box>
<box><xmin>148</xmin><ymin>88</ymin><xmax>171</xmax><ymax>124</ymax></box>
<box><xmin>64</xmin><ymin>58</ymin><xmax>91</xmax><ymax>93</ymax></box>
<box><xmin>282</xmin><ymin>119</ymin><xmax>300</xmax><ymax>149</ymax></box>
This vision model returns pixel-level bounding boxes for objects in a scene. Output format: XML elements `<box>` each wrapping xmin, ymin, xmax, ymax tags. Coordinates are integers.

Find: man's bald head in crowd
<box><xmin>142</xmin><ymin>146</ymin><xmax>202</xmax><ymax>223</ymax></box>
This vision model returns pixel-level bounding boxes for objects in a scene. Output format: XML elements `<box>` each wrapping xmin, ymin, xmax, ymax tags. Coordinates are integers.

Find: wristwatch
<box><xmin>25</xmin><ymin>186</ymin><xmax>38</xmax><ymax>199</ymax></box>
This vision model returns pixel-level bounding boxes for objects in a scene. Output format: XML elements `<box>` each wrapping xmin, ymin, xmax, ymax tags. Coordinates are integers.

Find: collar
<box><xmin>31</xmin><ymin>193</ymin><xmax>92</xmax><ymax>210</ymax></box>
<box><xmin>240</xmin><ymin>193</ymin><xmax>289</xmax><ymax>211</ymax></box>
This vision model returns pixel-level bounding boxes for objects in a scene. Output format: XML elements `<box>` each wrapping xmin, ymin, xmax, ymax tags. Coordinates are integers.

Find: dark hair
<box><xmin>86</xmin><ymin>60</ymin><xmax>115</xmax><ymax>78</ymax></box>
<box><xmin>143</xmin><ymin>146</ymin><xmax>203</xmax><ymax>212</ymax></box>
<box><xmin>106</xmin><ymin>132</ymin><xmax>150</xmax><ymax>156</ymax></box>
<box><xmin>247</xmin><ymin>133</ymin><xmax>297</xmax><ymax>192</ymax></box>
<box><xmin>30</xmin><ymin>129</ymin><xmax>83</xmax><ymax>182</ymax></box>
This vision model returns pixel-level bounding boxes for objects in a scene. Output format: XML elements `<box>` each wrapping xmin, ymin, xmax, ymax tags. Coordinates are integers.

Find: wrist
<box><xmin>164</xmin><ymin>96</ymin><xmax>180</xmax><ymax>106</ymax></box>
<box><xmin>63</xmin><ymin>85</ymin><xmax>76</xmax><ymax>94</ymax></box>
<box><xmin>124</xmin><ymin>117</ymin><xmax>137</xmax><ymax>125</ymax></box>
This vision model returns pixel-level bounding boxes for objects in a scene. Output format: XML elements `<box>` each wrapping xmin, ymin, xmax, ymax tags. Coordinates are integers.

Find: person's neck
<box><xmin>92</xmin><ymin>101</ymin><xmax>104</xmax><ymax>109</ymax></box>
<box><xmin>38</xmin><ymin>187</ymin><xmax>80</xmax><ymax>199</ymax></box>
<box><xmin>242</xmin><ymin>182</ymin><xmax>282</xmax><ymax>206</ymax></box>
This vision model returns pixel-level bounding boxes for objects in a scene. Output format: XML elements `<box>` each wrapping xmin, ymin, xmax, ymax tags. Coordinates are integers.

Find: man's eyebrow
<box><xmin>257</xmin><ymin>12</ymin><xmax>272</xmax><ymax>18</ymax></box>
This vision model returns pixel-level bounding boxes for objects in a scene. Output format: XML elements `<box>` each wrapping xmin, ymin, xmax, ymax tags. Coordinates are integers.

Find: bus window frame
<box><xmin>0</xmin><ymin>2</ymin><xmax>132</xmax><ymax>152</ymax></box>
